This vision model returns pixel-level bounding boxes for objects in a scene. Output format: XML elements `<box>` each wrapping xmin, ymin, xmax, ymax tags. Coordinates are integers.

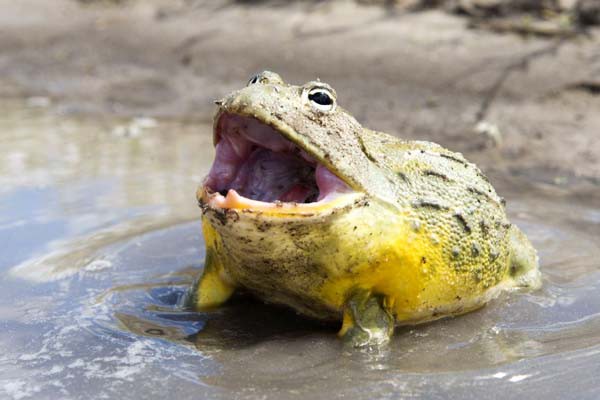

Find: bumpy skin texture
<box><xmin>194</xmin><ymin>71</ymin><xmax>541</xmax><ymax>346</ymax></box>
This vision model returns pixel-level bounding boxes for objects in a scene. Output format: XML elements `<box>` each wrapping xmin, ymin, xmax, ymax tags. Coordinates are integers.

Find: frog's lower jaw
<box><xmin>192</xmin><ymin>189</ymin><xmax>367</xmax><ymax>314</ymax></box>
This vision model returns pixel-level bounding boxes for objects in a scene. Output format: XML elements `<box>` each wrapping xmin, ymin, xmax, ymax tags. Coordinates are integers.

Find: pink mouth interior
<box><xmin>205</xmin><ymin>113</ymin><xmax>351</xmax><ymax>203</ymax></box>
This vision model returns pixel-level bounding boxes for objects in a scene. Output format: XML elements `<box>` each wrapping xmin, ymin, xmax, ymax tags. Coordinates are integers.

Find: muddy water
<box><xmin>1</xmin><ymin>100</ymin><xmax>599</xmax><ymax>400</ymax></box>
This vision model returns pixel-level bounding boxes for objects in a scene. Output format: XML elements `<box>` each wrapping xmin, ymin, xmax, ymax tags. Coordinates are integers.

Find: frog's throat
<box><xmin>201</xmin><ymin>111</ymin><xmax>362</xmax><ymax>214</ymax></box>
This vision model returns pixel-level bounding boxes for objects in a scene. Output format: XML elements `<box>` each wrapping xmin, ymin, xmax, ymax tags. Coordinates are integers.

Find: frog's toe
<box><xmin>338</xmin><ymin>288</ymin><xmax>394</xmax><ymax>348</ymax></box>
<box><xmin>190</xmin><ymin>250</ymin><xmax>235</xmax><ymax>311</ymax></box>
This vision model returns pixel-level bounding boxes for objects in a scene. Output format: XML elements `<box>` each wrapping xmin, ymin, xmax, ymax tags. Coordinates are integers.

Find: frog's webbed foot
<box><xmin>338</xmin><ymin>288</ymin><xmax>394</xmax><ymax>348</ymax></box>
<box><xmin>190</xmin><ymin>250</ymin><xmax>235</xmax><ymax>311</ymax></box>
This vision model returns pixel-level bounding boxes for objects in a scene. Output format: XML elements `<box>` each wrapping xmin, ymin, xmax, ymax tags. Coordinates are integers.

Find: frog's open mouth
<box><xmin>203</xmin><ymin>113</ymin><xmax>353</xmax><ymax>210</ymax></box>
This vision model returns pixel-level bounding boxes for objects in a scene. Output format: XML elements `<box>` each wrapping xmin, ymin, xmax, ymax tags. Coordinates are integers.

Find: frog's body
<box><xmin>193</xmin><ymin>71</ymin><xmax>541</xmax><ymax>347</ymax></box>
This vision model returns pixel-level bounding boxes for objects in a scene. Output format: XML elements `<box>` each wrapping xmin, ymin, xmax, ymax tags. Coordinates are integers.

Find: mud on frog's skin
<box><xmin>192</xmin><ymin>71</ymin><xmax>541</xmax><ymax>348</ymax></box>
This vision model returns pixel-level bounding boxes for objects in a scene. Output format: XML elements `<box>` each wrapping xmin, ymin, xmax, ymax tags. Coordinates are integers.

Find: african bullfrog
<box><xmin>192</xmin><ymin>71</ymin><xmax>541</xmax><ymax>347</ymax></box>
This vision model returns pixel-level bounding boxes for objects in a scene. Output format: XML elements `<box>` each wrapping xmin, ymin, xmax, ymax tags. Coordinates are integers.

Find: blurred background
<box><xmin>1</xmin><ymin>1</ymin><xmax>600</xmax><ymax>399</ymax></box>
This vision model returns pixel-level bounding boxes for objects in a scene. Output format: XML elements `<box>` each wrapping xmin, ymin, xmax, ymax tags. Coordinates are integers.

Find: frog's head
<box><xmin>199</xmin><ymin>71</ymin><xmax>388</xmax><ymax>217</ymax></box>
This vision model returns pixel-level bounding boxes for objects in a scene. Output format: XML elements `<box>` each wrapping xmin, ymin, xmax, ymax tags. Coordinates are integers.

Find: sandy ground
<box><xmin>1</xmin><ymin>0</ymin><xmax>599</xmax><ymax>190</ymax></box>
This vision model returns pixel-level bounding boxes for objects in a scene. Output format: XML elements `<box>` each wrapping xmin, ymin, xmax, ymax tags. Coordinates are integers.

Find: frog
<box><xmin>192</xmin><ymin>71</ymin><xmax>541</xmax><ymax>347</ymax></box>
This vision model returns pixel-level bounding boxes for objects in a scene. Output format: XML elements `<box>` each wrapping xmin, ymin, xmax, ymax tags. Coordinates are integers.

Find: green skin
<box><xmin>193</xmin><ymin>71</ymin><xmax>541</xmax><ymax>348</ymax></box>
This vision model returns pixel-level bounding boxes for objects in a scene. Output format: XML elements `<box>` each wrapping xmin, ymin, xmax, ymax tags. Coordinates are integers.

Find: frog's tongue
<box><xmin>205</xmin><ymin>113</ymin><xmax>350</xmax><ymax>204</ymax></box>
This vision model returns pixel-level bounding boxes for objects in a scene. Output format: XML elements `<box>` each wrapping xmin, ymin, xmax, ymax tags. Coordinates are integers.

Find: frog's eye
<box><xmin>307</xmin><ymin>88</ymin><xmax>336</xmax><ymax>112</ymax></box>
<box><xmin>247</xmin><ymin>71</ymin><xmax>284</xmax><ymax>86</ymax></box>
<box><xmin>247</xmin><ymin>74</ymin><xmax>261</xmax><ymax>86</ymax></box>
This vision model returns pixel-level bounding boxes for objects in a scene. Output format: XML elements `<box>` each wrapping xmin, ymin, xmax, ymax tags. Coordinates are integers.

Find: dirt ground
<box><xmin>1</xmin><ymin>0</ymin><xmax>599</xmax><ymax>192</ymax></box>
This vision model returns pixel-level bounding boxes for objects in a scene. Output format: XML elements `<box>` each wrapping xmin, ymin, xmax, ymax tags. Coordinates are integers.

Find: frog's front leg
<box><xmin>191</xmin><ymin>249</ymin><xmax>235</xmax><ymax>311</ymax></box>
<box><xmin>338</xmin><ymin>288</ymin><xmax>394</xmax><ymax>347</ymax></box>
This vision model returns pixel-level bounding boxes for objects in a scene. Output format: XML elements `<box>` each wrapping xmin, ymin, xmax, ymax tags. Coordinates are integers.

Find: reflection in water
<box><xmin>1</xmin><ymin>100</ymin><xmax>213</xmax><ymax>280</ymax></box>
<box><xmin>1</xmin><ymin>101</ymin><xmax>600</xmax><ymax>399</ymax></box>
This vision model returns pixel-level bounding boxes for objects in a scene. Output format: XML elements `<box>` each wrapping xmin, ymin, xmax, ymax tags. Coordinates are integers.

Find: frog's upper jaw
<box><xmin>201</xmin><ymin>111</ymin><xmax>362</xmax><ymax>215</ymax></box>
